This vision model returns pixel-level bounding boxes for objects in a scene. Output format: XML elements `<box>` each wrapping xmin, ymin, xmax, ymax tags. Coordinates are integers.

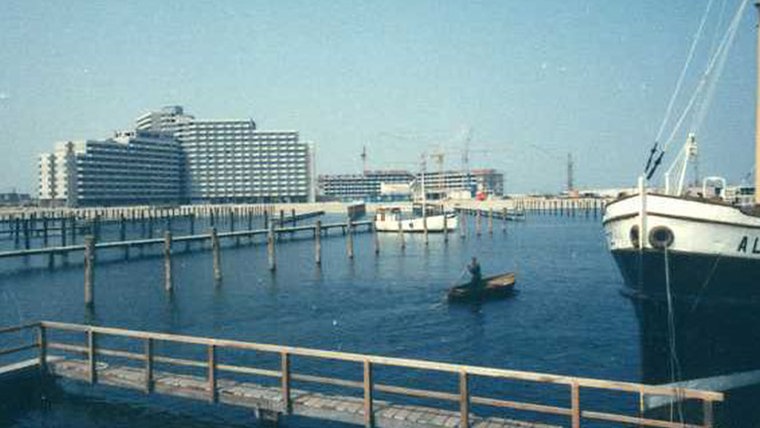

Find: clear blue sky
<box><xmin>0</xmin><ymin>0</ymin><xmax>755</xmax><ymax>194</ymax></box>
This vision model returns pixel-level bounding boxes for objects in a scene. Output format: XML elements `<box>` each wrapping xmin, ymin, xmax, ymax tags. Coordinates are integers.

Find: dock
<box><xmin>0</xmin><ymin>321</ymin><xmax>722</xmax><ymax>428</ymax></box>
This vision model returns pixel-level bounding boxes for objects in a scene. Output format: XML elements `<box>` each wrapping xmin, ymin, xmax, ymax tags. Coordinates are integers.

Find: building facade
<box><xmin>318</xmin><ymin>170</ymin><xmax>415</xmax><ymax>201</ymax></box>
<box><xmin>38</xmin><ymin>130</ymin><xmax>183</xmax><ymax>207</ymax></box>
<box><xmin>318</xmin><ymin>168</ymin><xmax>504</xmax><ymax>201</ymax></box>
<box><xmin>137</xmin><ymin>106</ymin><xmax>310</xmax><ymax>203</ymax></box>
<box><xmin>417</xmin><ymin>169</ymin><xmax>504</xmax><ymax>199</ymax></box>
<box><xmin>38</xmin><ymin>106</ymin><xmax>312</xmax><ymax>207</ymax></box>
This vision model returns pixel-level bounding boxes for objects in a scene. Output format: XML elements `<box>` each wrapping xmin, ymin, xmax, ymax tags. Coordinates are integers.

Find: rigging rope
<box><xmin>661</xmin><ymin>0</ymin><xmax>748</xmax><ymax>153</ymax></box>
<box><xmin>645</xmin><ymin>0</ymin><xmax>749</xmax><ymax>179</ymax></box>
<box><xmin>663</xmin><ymin>247</ymin><xmax>685</xmax><ymax>423</ymax></box>
<box><xmin>645</xmin><ymin>0</ymin><xmax>715</xmax><ymax>176</ymax></box>
<box><xmin>654</xmin><ymin>0</ymin><xmax>715</xmax><ymax>146</ymax></box>
<box><xmin>691</xmin><ymin>0</ymin><xmax>748</xmax><ymax>134</ymax></box>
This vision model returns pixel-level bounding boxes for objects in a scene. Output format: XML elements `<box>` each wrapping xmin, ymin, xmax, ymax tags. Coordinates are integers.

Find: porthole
<box><xmin>629</xmin><ymin>225</ymin><xmax>640</xmax><ymax>248</ymax></box>
<box><xmin>649</xmin><ymin>226</ymin><xmax>674</xmax><ymax>249</ymax></box>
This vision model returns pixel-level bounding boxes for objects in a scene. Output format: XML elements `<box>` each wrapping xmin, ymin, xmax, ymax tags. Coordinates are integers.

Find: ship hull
<box><xmin>603</xmin><ymin>192</ymin><xmax>760</xmax><ymax>303</ymax></box>
<box><xmin>605</xmin><ymin>192</ymin><xmax>760</xmax><ymax>424</ymax></box>
<box><xmin>374</xmin><ymin>213</ymin><xmax>458</xmax><ymax>233</ymax></box>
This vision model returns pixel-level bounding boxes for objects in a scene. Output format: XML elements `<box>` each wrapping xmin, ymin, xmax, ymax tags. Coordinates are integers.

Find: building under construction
<box><xmin>318</xmin><ymin>168</ymin><xmax>503</xmax><ymax>201</ymax></box>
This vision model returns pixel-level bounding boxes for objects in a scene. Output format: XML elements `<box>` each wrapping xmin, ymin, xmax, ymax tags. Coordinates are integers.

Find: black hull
<box><xmin>613</xmin><ymin>249</ymin><xmax>760</xmax><ymax>425</ymax></box>
<box><xmin>632</xmin><ymin>294</ymin><xmax>760</xmax><ymax>426</ymax></box>
<box><xmin>611</xmin><ymin>249</ymin><xmax>760</xmax><ymax>305</ymax></box>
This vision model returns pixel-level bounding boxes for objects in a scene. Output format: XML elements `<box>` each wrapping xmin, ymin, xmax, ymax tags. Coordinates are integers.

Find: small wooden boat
<box><xmin>447</xmin><ymin>272</ymin><xmax>516</xmax><ymax>302</ymax></box>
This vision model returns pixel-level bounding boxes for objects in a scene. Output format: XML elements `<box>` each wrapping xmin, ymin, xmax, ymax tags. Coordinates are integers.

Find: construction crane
<box><xmin>360</xmin><ymin>145</ymin><xmax>368</xmax><ymax>174</ymax></box>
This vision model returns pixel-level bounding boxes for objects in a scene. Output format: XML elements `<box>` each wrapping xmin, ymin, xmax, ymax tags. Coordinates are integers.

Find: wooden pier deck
<box><xmin>0</xmin><ymin>321</ymin><xmax>723</xmax><ymax>428</ymax></box>
<box><xmin>48</xmin><ymin>358</ymin><xmax>552</xmax><ymax>428</ymax></box>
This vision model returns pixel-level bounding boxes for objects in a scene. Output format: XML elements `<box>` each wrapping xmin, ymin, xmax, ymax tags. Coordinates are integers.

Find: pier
<box><xmin>0</xmin><ymin>321</ymin><xmax>722</xmax><ymax>428</ymax></box>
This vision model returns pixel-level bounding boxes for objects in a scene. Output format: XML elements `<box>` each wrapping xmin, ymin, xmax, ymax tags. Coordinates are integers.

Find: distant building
<box><xmin>318</xmin><ymin>168</ymin><xmax>504</xmax><ymax>201</ymax></box>
<box><xmin>137</xmin><ymin>106</ymin><xmax>311</xmax><ymax>203</ymax></box>
<box><xmin>38</xmin><ymin>130</ymin><xmax>183</xmax><ymax>207</ymax></box>
<box><xmin>416</xmin><ymin>169</ymin><xmax>504</xmax><ymax>200</ymax></box>
<box><xmin>0</xmin><ymin>192</ymin><xmax>31</xmax><ymax>207</ymax></box>
<box><xmin>318</xmin><ymin>170</ymin><xmax>415</xmax><ymax>201</ymax></box>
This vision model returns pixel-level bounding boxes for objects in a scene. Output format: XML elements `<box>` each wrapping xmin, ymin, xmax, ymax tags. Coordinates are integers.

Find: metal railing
<box><xmin>0</xmin><ymin>321</ymin><xmax>723</xmax><ymax>428</ymax></box>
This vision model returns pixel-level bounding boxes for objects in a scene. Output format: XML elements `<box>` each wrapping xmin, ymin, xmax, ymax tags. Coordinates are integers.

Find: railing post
<box><xmin>459</xmin><ymin>371</ymin><xmax>469</xmax><ymax>428</ymax></box>
<box><xmin>363</xmin><ymin>360</ymin><xmax>374</xmax><ymax>428</ymax></box>
<box><xmin>281</xmin><ymin>352</ymin><xmax>292</xmax><ymax>414</ymax></box>
<box><xmin>571</xmin><ymin>380</ymin><xmax>580</xmax><ymax>428</ymax></box>
<box><xmin>88</xmin><ymin>329</ymin><xmax>97</xmax><ymax>384</ymax></box>
<box><xmin>37</xmin><ymin>324</ymin><xmax>47</xmax><ymax>375</ymax></box>
<box><xmin>145</xmin><ymin>338</ymin><xmax>154</xmax><ymax>393</ymax></box>
<box><xmin>208</xmin><ymin>344</ymin><xmax>217</xmax><ymax>403</ymax></box>
<box><xmin>703</xmin><ymin>399</ymin><xmax>714</xmax><ymax>428</ymax></box>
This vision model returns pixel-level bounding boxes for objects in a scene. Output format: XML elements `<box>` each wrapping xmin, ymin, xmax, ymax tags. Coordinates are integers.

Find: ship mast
<box><xmin>755</xmin><ymin>1</ymin><xmax>760</xmax><ymax>204</ymax></box>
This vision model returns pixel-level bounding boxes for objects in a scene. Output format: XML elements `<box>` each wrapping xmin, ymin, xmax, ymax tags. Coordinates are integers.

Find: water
<box><xmin>0</xmin><ymin>213</ymin><xmax>644</xmax><ymax>427</ymax></box>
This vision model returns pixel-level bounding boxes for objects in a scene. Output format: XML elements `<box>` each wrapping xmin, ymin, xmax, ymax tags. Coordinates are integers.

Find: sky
<box><xmin>0</xmin><ymin>0</ymin><xmax>756</xmax><ymax>194</ymax></box>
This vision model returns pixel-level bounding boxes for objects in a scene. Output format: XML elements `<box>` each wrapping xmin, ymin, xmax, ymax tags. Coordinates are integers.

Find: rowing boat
<box><xmin>447</xmin><ymin>272</ymin><xmax>516</xmax><ymax>302</ymax></box>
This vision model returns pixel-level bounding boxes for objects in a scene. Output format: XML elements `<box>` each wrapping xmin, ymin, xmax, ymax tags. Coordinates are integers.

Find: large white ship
<box><xmin>603</xmin><ymin>0</ymin><xmax>760</xmax><ymax>304</ymax></box>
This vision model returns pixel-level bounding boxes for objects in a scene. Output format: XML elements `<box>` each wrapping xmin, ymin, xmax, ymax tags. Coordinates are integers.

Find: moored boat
<box><xmin>447</xmin><ymin>272</ymin><xmax>516</xmax><ymax>302</ymax></box>
<box><xmin>603</xmin><ymin>0</ymin><xmax>760</xmax><ymax>303</ymax></box>
<box><xmin>374</xmin><ymin>207</ymin><xmax>458</xmax><ymax>233</ymax></box>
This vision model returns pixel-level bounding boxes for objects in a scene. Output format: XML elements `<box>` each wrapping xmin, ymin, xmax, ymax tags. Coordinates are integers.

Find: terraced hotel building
<box><xmin>39</xmin><ymin>106</ymin><xmax>312</xmax><ymax>207</ymax></box>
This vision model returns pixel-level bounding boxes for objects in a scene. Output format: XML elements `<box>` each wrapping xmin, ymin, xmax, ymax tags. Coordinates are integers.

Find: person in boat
<box><xmin>466</xmin><ymin>257</ymin><xmax>483</xmax><ymax>291</ymax></box>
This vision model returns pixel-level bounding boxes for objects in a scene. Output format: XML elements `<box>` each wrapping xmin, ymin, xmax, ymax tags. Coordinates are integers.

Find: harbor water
<box><xmin>0</xmin><ymin>212</ymin><xmax>735</xmax><ymax>426</ymax></box>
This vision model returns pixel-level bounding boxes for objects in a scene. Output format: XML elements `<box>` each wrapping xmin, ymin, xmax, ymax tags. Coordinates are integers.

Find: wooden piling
<box><xmin>23</xmin><ymin>219</ymin><xmax>30</xmax><ymax>249</ymax></box>
<box><xmin>488</xmin><ymin>208</ymin><xmax>493</xmax><ymax>235</ymax></box>
<box><xmin>61</xmin><ymin>217</ymin><xmax>67</xmax><ymax>247</ymax></box>
<box><xmin>84</xmin><ymin>236</ymin><xmax>95</xmax><ymax>307</ymax></box>
<box><xmin>443</xmin><ymin>212</ymin><xmax>449</xmax><ymax>243</ymax></box>
<box><xmin>43</xmin><ymin>217</ymin><xmax>49</xmax><ymax>247</ymax></box>
<box><xmin>119</xmin><ymin>215</ymin><xmax>126</xmax><ymax>241</ymax></box>
<box><xmin>70</xmin><ymin>214</ymin><xmax>76</xmax><ymax>243</ymax></box>
<box><xmin>210</xmin><ymin>228</ymin><xmax>222</xmax><ymax>282</ymax></box>
<box><xmin>459</xmin><ymin>211</ymin><xmax>466</xmax><ymax>239</ymax></box>
<box><xmin>423</xmin><ymin>206</ymin><xmax>428</xmax><ymax>246</ymax></box>
<box><xmin>13</xmin><ymin>218</ymin><xmax>19</xmax><ymax>247</ymax></box>
<box><xmin>476</xmin><ymin>210</ymin><xmax>482</xmax><ymax>237</ymax></box>
<box><xmin>502</xmin><ymin>208</ymin><xmax>508</xmax><ymax>234</ymax></box>
<box><xmin>346</xmin><ymin>218</ymin><xmax>354</xmax><ymax>259</ymax></box>
<box><xmin>164</xmin><ymin>231</ymin><xmax>173</xmax><ymax>292</ymax></box>
<box><xmin>398</xmin><ymin>220</ymin><xmax>405</xmax><ymax>250</ymax></box>
<box><xmin>268</xmin><ymin>224</ymin><xmax>276</xmax><ymax>271</ymax></box>
<box><xmin>315</xmin><ymin>220</ymin><xmax>322</xmax><ymax>265</ymax></box>
<box><xmin>373</xmin><ymin>222</ymin><xmax>380</xmax><ymax>255</ymax></box>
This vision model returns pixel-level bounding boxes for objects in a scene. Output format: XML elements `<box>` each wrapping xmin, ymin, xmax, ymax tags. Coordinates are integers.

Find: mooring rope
<box><xmin>663</xmin><ymin>247</ymin><xmax>685</xmax><ymax>423</ymax></box>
